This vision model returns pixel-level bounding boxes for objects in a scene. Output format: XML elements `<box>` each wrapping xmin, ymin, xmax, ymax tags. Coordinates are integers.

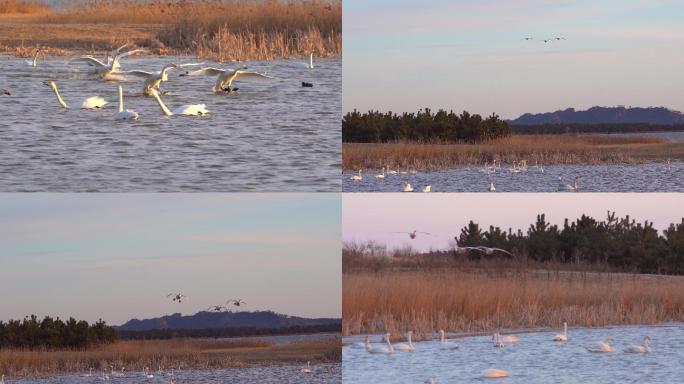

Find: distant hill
<box><xmin>114</xmin><ymin>310</ymin><xmax>340</xmax><ymax>332</ymax></box>
<box><xmin>510</xmin><ymin>106</ymin><xmax>684</xmax><ymax>125</ymax></box>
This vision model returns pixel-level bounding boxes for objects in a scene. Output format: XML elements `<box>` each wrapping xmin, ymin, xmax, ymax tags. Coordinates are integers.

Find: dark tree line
<box><xmin>456</xmin><ymin>212</ymin><xmax>684</xmax><ymax>274</ymax></box>
<box><xmin>0</xmin><ymin>315</ymin><xmax>117</xmax><ymax>349</ymax></box>
<box><xmin>511</xmin><ymin>123</ymin><xmax>684</xmax><ymax>135</ymax></box>
<box><xmin>118</xmin><ymin>323</ymin><xmax>341</xmax><ymax>340</ymax></box>
<box><xmin>343</xmin><ymin>109</ymin><xmax>512</xmax><ymax>143</ymax></box>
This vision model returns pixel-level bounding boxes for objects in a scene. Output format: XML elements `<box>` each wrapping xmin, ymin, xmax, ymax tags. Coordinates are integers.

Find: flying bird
<box><xmin>167</xmin><ymin>293</ymin><xmax>187</xmax><ymax>303</ymax></box>
<box><xmin>208</xmin><ymin>305</ymin><xmax>227</xmax><ymax>312</ymax></box>
<box><xmin>227</xmin><ymin>298</ymin><xmax>246</xmax><ymax>307</ymax></box>
<box><xmin>180</xmin><ymin>67</ymin><xmax>273</xmax><ymax>93</ymax></box>
<box><xmin>393</xmin><ymin>230</ymin><xmax>430</xmax><ymax>240</ymax></box>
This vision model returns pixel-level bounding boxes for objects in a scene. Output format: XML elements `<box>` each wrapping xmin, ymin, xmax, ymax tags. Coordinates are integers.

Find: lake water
<box><xmin>204</xmin><ymin>332</ymin><xmax>340</xmax><ymax>346</ymax></box>
<box><xmin>5</xmin><ymin>363</ymin><xmax>341</xmax><ymax>384</ymax></box>
<box><xmin>343</xmin><ymin>162</ymin><xmax>684</xmax><ymax>192</ymax></box>
<box><xmin>343</xmin><ymin>324</ymin><xmax>684</xmax><ymax>384</ymax></box>
<box><xmin>0</xmin><ymin>55</ymin><xmax>340</xmax><ymax>191</ymax></box>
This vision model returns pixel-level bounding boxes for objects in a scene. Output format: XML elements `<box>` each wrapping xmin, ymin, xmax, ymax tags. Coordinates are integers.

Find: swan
<box><xmin>624</xmin><ymin>336</ymin><xmax>652</xmax><ymax>353</ymax></box>
<box><xmin>403</xmin><ymin>182</ymin><xmax>414</xmax><ymax>192</ymax></box>
<box><xmin>143</xmin><ymin>367</ymin><xmax>154</xmax><ymax>379</ymax></box>
<box><xmin>553</xmin><ymin>322</ymin><xmax>568</xmax><ymax>342</ymax></box>
<box><xmin>559</xmin><ymin>176</ymin><xmax>581</xmax><ymax>192</ymax></box>
<box><xmin>493</xmin><ymin>333</ymin><xmax>505</xmax><ymax>348</ymax></box>
<box><xmin>43</xmin><ymin>80</ymin><xmax>108</xmax><ymax>109</ymax></box>
<box><xmin>181</xmin><ymin>67</ymin><xmax>273</xmax><ymax>93</ymax></box>
<box><xmin>74</xmin><ymin>48</ymin><xmax>146</xmax><ymax>79</ymax></box>
<box><xmin>423</xmin><ymin>185</ymin><xmax>432</xmax><ymax>193</ymax></box>
<box><xmin>26</xmin><ymin>48</ymin><xmax>41</xmax><ymax>67</ymax></box>
<box><xmin>424</xmin><ymin>378</ymin><xmax>436</xmax><ymax>384</ymax></box>
<box><xmin>113</xmin><ymin>85</ymin><xmax>139</xmax><ymax>121</ymax></box>
<box><xmin>439</xmin><ymin>330</ymin><xmax>459</xmax><ymax>349</ymax></box>
<box><xmin>487</xmin><ymin>174</ymin><xmax>496</xmax><ymax>192</ymax></box>
<box><xmin>307</xmin><ymin>52</ymin><xmax>314</xmax><ymax>69</ymax></box>
<box><xmin>667</xmin><ymin>158</ymin><xmax>672</xmax><ymax>172</ymax></box>
<box><xmin>499</xmin><ymin>334</ymin><xmax>519</xmax><ymax>344</ymax></box>
<box><xmin>300</xmin><ymin>361</ymin><xmax>313</xmax><ymax>373</ymax></box>
<box><xmin>394</xmin><ymin>331</ymin><xmax>416</xmax><ymax>351</ymax></box>
<box><xmin>149</xmin><ymin>88</ymin><xmax>209</xmax><ymax>116</ymax></box>
<box><xmin>483</xmin><ymin>369</ymin><xmax>509</xmax><ymax>378</ymax></box>
<box><xmin>1</xmin><ymin>88</ymin><xmax>9</xmax><ymax>96</ymax></box>
<box><xmin>350</xmin><ymin>170</ymin><xmax>363</xmax><ymax>181</ymax></box>
<box><xmin>386</xmin><ymin>166</ymin><xmax>398</xmax><ymax>175</ymax></box>
<box><xmin>393</xmin><ymin>230</ymin><xmax>430</xmax><ymax>240</ymax></box>
<box><xmin>121</xmin><ymin>62</ymin><xmax>204</xmax><ymax>95</ymax></box>
<box><xmin>375</xmin><ymin>167</ymin><xmax>386</xmax><ymax>179</ymax></box>
<box><xmin>82</xmin><ymin>368</ymin><xmax>93</xmax><ymax>377</ymax></box>
<box><xmin>586</xmin><ymin>336</ymin><xmax>615</xmax><ymax>353</ymax></box>
<box><xmin>366</xmin><ymin>333</ymin><xmax>395</xmax><ymax>354</ymax></box>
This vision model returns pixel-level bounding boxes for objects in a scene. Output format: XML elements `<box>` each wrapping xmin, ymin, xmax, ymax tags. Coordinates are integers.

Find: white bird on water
<box><xmin>403</xmin><ymin>182</ymin><xmax>414</xmax><ymax>192</ymax></box>
<box><xmin>375</xmin><ymin>167</ymin><xmax>386</xmax><ymax>179</ymax></box>
<box><xmin>483</xmin><ymin>369</ymin><xmax>509</xmax><ymax>378</ymax></box>
<box><xmin>492</xmin><ymin>333</ymin><xmax>505</xmax><ymax>348</ymax></box>
<box><xmin>586</xmin><ymin>336</ymin><xmax>615</xmax><ymax>353</ymax></box>
<box><xmin>366</xmin><ymin>333</ymin><xmax>395</xmax><ymax>355</ymax></box>
<box><xmin>181</xmin><ymin>67</ymin><xmax>273</xmax><ymax>93</ymax></box>
<box><xmin>120</xmin><ymin>62</ymin><xmax>204</xmax><ymax>95</ymax></box>
<box><xmin>350</xmin><ymin>169</ymin><xmax>363</xmax><ymax>181</ymax></box>
<box><xmin>74</xmin><ymin>48</ymin><xmax>146</xmax><ymax>80</ymax></box>
<box><xmin>487</xmin><ymin>173</ymin><xmax>496</xmax><ymax>192</ymax></box>
<box><xmin>439</xmin><ymin>330</ymin><xmax>459</xmax><ymax>349</ymax></box>
<box><xmin>498</xmin><ymin>333</ymin><xmax>519</xmax><ymax>344</ymax></box>
<box><xmin>559</xmin><ymin>176</ymin><xmax>581</xmax><ymax>192</ymax></box>
<box><xmin>149</xmin><ymin>88</ymin><xmax>209</xmax><ymax>117</ymax></box>
<box><xmin>43</xmin><ymin>80</ymin><xmax>107</xmax><ymax>110</ymax></box>
<box><xmin>624</xmin><ymin>336</ymin><xmax>652</xmax><ymax>353</ymax></box>
<box><xmin>423</xmin><ymin>185</ymin><xmax>432</xmax><ymax>193</ymax></box>
<box><xmin>113</xmin><ymin>85</ymin><xmax>139</xmax><ymax>121</ymax></box>
<box><xmin>394</xmin><ymin>331</ymin><xmax>416</xmax><ymax>351</ymax></box>
<box><xmin>553</xmin><ymin>322</ymin><xmax>568</xmax><ymax>342</ymax></box>
<box><xmin>300</xmin><ymin>361</ymin><xmax>313</xmax><ymax>373</ymax></box>
<box><xmin>26</xmin><ymin>48</ymin><xmax>41</xmax><ymax>67</ymax></box>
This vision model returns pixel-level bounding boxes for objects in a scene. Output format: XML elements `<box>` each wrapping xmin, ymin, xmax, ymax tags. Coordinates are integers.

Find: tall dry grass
<box><xmin>0</xmin><ymin>337</ymin><xmax>340</xmax><ymax>378</ymax></box>
<box><xmin>343</xmin><ymin>270</ymin><xmax>684</xmax><ymax>337</ymax></box>
<box><xmin>342</xmin><ymin>134</ymin><xmax>680</xmax><ymax>171</ymax></box>
<box><xmin>36</xmin><ymin>0</ymin><xmax>341</xmax><ymax>60</ymax></box>
<box><xmin>0</xmin><ymin>0</ymin><xmax>47</xmax><ymax>14</ymax></box>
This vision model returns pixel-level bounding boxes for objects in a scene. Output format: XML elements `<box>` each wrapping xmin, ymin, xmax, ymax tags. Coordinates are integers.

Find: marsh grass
<box><xmin>0</xmin><ymin>337</ymin><xmax>341</xmax><ymax>378</ymax></box>
<box><xmin>342</xmin><ymin>134</ymin><xmax>681</xmax><ymax>171</ymax></box>
<box><xmin>1</xmin><ymin>1</ymin><xmax>341</xmax><ymax>60</ymax></box>
<box><xmin>0</xmin><ymin>0</ymin><xmax>47</xmax><ymax>14</ymax></box>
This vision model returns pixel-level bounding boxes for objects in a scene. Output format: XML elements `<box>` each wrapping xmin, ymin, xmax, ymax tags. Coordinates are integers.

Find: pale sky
<box><xmin>343</xmin><ymin>193</ymin><xmax>684</xmax><ymax>252</ymax></box>
<box><xmin>0</xmin><ymin>194</ymin><xmax>341</xmax><ymax>325</ymax></box>
<box><xmin>343</xmin><ymin>0</ymin><xmax>684</xmax><ymax>119</ymax></box>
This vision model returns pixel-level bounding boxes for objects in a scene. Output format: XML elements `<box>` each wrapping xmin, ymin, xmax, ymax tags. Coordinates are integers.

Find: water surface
<box><xmin>0</xmin><ymin>56</ymin><xmax>340</xmax><ymax>191</ymax></box>
<box><xmin>343</xmin><ymin>324</ymin><xmax>683</xmax><ymax>383</ymax></box>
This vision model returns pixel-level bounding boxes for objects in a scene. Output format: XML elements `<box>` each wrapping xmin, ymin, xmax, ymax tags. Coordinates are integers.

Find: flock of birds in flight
<box><xmin>393</xmin><ymin>230</ymin><xmax>513</xmax><ymax>256</ymax></box>
<box><xmin>166</xmin><ymin>292</ymin><xmax>246</xmax><ymax>313</ymax></box>
<box><xmin>356</xmin><ymin>323</ymin><xmax>653</xmax><ymax>381</ymax></box>
<box><xmin>1</xmin><ymin>44</ymin><xmax>317</xmax><ymax>120</ymax></box>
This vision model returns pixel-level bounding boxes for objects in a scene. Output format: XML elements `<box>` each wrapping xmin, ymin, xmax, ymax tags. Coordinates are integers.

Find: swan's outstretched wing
<box><xmin>234</xmin><ymin>70</ymin><xmax>274</xmax><ymax>81</ymax></box>
<box><xmin>177</xmin><ymin>62</ymin><xmax>206</xmax><ymax>68</ymax></box>
<box><xmin>74</xmin><ymin>56</ymin><xmax>108</xmax><ymax>68</ymax></box>
<box><xmin>118</xmin><ymin>70</ymin><xmax>154</xmax><ymax>78</ymax></box>
<box><xmin>112</xmin><ymin>42</ymin><xmax>132</xmax><ymax>54</ymax></box>
<box><xmin>113</xmin><ymin>48</ymin><xmax>146</xmax><ymax>61</ymax></box>
<box><xmin>184</xmin><ymin>67</ymin><xmax>226</xmax><ymax>77</ymax></box>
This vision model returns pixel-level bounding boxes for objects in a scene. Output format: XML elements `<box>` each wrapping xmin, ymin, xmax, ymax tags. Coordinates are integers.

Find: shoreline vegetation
<box><xmin>342</xmin><ymin>213</ymin><xmax>684</xmax><ymax>337</ymax></box>
<box><xmin>0</xmin><ymin>0</ymin><xmax>341</xmax><ymax>61</ymax></box>
<box><xmin>342</xmin><ymin>109</ymin><xmax>684</xmax><ymax>170</ymax></box>
<box><xmin>0</xmin><ymin>337</ymin><xmax>341</xmax><ymax>378</ymax></box>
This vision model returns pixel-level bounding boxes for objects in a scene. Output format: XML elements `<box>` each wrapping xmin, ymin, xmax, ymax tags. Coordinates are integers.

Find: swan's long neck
<box><xmin>440</xmin><ymin>331</ymin><xmax>445</xmax><ymax>343</ymax></box>
<box><xmin>564</xmin><ymin>323</ymin><xmax>567</xmax><ymax>337</ymax></box>
<box><xmin>408</xmin><ymin>333</ymin><xmax>413</xmax><ymax>346</ymax></box>
<box><xmin>309</xmin><ymin>52</ymin><xmax>314</xmax><ymax>68</ymax></box>
<box><xmin>152</xmin><ymin>91</ymin><xmax>173</xmax><ymax>116</ymax></box>
<box><xmin>118</xmin><ymin>86</ymin><xmax>124</xmax><ymax>113</ymax></box>
<box><xmin>386</xmin><ymin>335</ymin><xmax>393</xmax><ymax>352</ymax></box>
<box><xmin>50</xmin><ymin>83</ymin><xmax>69</xmax><ymax>108</ymax></box>
<box><xmin>32</xmin><ymin>50</ymin><xmax>39</xmax><ymax>66</ymax></box>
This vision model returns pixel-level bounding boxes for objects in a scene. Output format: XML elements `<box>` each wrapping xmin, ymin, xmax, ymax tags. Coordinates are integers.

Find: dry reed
<box><xmin>342</xmin><ymin>134</ymin><xmax>684</xmax><ymax>171</ymax></box>
<box><xmin>343</xmin><ymin>269</ymin><xmax>684</xmax><ymax>337</ymax></box>
<box><xmin>0</xmin><ymin>337</ymin><xmax>341</xmax><ymax>378</ymax></box>
<box><xmin>0</xmin><ymin>0</ymin><xmax>47</xmax><ymax>14</ymax></box>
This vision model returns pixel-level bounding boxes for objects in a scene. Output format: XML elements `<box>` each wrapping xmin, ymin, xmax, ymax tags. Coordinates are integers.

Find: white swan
<box><xmin>439</xmin><ymin>330</ymin><xmax>459</xmax><ymax>349</ymax></box>
<box><xmin>499</xmin><ymin>334</ymin><xmax>519</xmax><ymax>344</ymax></box>
<box><xmin>624</xmin><ymin>336</ymin><xmax>652</xmax><ymax>353</ymax></box>
<box><xmin>386</xmin><ymin>166</ymin><xmax>397</xmax><ymax>175</ymax></box>
<box><xmin>121</xmin><ymin>62</ymin><xmax>204</xmax><ymax>95</ymax></box>
<box><xmin>393</xmin><ymin>230</ymin><xmax>430</xmax><ymax>240</ymax></box>
<box><xmin>553</xmin><ymin>322</ymin><xmax>568</xmax><ymax>342</ymax></box>
<box><xmin>43</xmin><ymin>80</ymin><xmax>107</xmax><ymax>110</ymax></box>
<box><xmin>375</xmin><ymin>167</ymin><xmax>386</xmax><ymax>179</ymax></box>
<box><xmin>487</xmin><ymin>174</ymin><xmax>496</xmax><ymax>192</ymax></box>
<box><xmin>394</xmin><ymin>331</ymin><xmax>416</xmax><ymax>351</ymax></box>
<box><xmin>113</xmin><ymin>85</ymin><xmax>139</xmax><ymax>121</ymax></box>
<box><xmin>181</xmin><ymin>67</ymin><xmax>273</xmax><ymax>93</ymax></box>
<box><xmin>403</xmin><ymin>182</ymin><xmax>414</xmax><ymax>192</ymax></box>
<box><xmin>350</xmin><ymin>170</ymin><xmax>363</xmax><ymax>181</ymax></box>
<box><xmin>483</xmin><ymin>369</ymin><xmax>509</xmax><ymax>378</ymax></box>
<box><xmin>586</xmin><ymin>336</ymin><xmax>615</xmax><ymax>353</ymax></box>
<box><xmin>559</xmin><ymin>176</ymin><xmax>581</xmax><ymax>192</ymax></box>
<box><xmin>493</xmin><ymin>333</ymin><xmax>505</xmax><ymax>348</ymax></box>
<box><xmin>366</xmin><ymin>333</ymin><xmax>394</xmax><ymax>355</ymax></box>
<box><xmin>149</xmin><ymin>88</ymin><xmax>209</xmax><ymax>116</ymax></box>
<box><xmin>307</xmin><ymin>52</ymin><xmax>314</xmax><ymax>69</ymax></box>
<box><xmin>26</xmin><ymin>48</ymin><xmax>41</xmax><ymax>67</ymax></box>
<box><xmin>300</xmin><ymin>361</ymin><xmax>312</xmax><ymax>373</ymax></box>
<box><xmin>143</xmin><ymin>367</ymin><xmax>154</xmax><ymax>379</ymax></box>
<box><xmin>74</xmin><ymin>48</ymin><xmax>146</xmax><ymax>79</ymax></box>
<box><xmin>423</xmin><ymin>185</ymin><xmax>432</xmax><ymax>193</ymax></box>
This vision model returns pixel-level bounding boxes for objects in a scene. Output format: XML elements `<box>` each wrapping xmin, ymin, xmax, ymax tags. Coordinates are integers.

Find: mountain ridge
<box><xmin>509</xmin><ymin>106</ymin><xmax>684</xmax><ymax>125</ymax></box>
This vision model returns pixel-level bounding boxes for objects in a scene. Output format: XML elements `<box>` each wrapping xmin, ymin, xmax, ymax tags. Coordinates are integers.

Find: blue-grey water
<box><xmin>0</xmin><ymin>55</ymin><xmax>340</xmax><ymax>191</ymax></box>
<box><xmin>343</xmin><ymin>162</ymin><xmax>684</xmax><ymax>192</ymax></box>
<box><xmin>206</xmin><ymin>332</ymin><xmax>339</xmax><ymax>346</ymax></box>
<box><xmin>5</xmin><ymin>363</ymin><xmax>340</xmax><ymax>384</ymax></box>
<box><xmin>343</xmin><ymin>324</ymin><xmax>683</xmax><ymax>384</ymax></box>
<box><xmin>595</xmin><ymin>131</ymin><xmax>684</xmax><ymax>142</ymax></box>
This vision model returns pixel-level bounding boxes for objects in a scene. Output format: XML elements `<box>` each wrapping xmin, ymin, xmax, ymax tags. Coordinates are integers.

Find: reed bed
<box><xmin>0</xmin><ymin>0</ymin><xmax>47</xmax><ymax>14</ymax></box>
<box><xmin>0</xmin><ymin>337</ymin><xmax>341</xmax><ymax>378</ymax></box>
<box><xmin>2</xmin><ymin>0</ymin><xmax>341</xmax><ymax>60</ymax></box>
<box><xmin>342</xmin><ymin>134</ymin><xmax>681</xmax><ymax>171</ymax></box>
<box><xmin>343</xmin><ymin>269</ymin><xmax>684</xmax><ymax>337</ymax></box>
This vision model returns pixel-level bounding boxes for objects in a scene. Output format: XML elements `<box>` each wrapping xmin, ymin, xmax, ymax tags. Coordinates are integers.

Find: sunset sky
<box><xmin>343</xmin><ymin>193</ymin><xmax>684</xmax><ymax>252</ymax></box>
<box><xmin>344</xmin><ymin>0</ymin><xmax>684</xmax><ymax>119</ymax></box>
<box><xmin>0</xmin><ymin>194</ymin><xmax>340</xmax><ymax>324</ymax></box>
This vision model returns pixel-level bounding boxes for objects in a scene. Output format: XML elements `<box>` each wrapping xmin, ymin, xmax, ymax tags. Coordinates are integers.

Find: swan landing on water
<box><xmin>181</xmin><ymin>67</ymin><xmax>273</xmax><ymax>93</ymax></box>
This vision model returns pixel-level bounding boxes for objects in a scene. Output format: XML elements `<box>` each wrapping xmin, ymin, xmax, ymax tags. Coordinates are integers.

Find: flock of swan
<box><xmin>355</xmin><ymin>323</ymin><xmax>654</xmax><ymax>381</ymax></box>
<box><xmin>4</xmin><ymin>45</ymin><xmax>316</xmax><ymax>121</ymax></box>
<box><xmin>348</xmin><ymin>157</ymin><xmax>676</xmax><ymax>192</ymax></box>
